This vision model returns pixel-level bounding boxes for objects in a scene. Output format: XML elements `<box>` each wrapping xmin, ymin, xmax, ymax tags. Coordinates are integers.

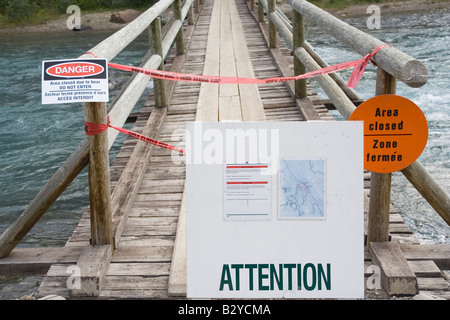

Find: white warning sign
<box><xmin>42</xmin><ymin>59</ymin><xmax>109</xmax><ymax>104</ymax></box>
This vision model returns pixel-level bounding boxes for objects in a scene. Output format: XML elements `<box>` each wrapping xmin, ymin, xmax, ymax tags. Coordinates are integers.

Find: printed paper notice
<box><xmin>224</xmin><ymin>163</ymin><xmax>271</xmax><ymax>220</ymax></box>
<box><xmin>42</xmin><ymin>59</ymin><xmax>109</xmax><ymax>104</ymax></box>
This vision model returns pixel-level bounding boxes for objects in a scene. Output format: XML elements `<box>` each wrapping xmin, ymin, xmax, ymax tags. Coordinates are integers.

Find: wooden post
<box><xmin>194</xmin><ymin>0</ymin><xmax>199</xmax><ymax>14</ymax></box>
<box><xmin>84</xmin><ymin>102</ymin><xmax>113</xmax><ymax>246</ymax></box>
<box><xmin>150</xmin><ymin>17</ymin><xmax>167</xmax><ymax>108</ymax></box>
<box><xmin>258</xmin><ymin>0</ymin><xmax>264</xmax><ymax>22</ymax></box>
<box><xmin>292</xmin><ymin>9</ymin><xmax>307</xmax><ymax>98</ymax></box>
<box><xmin>268</xmin><ymin>0</ymin><xmax>277</xmax><ymax>48</ymax></box>
<box><xmin>367</xmin><ymin>68</ymin><xmax>396</xmax><ymax>245</ymax></box>
<box><xmin>188</xmin><ymin>2</ymin><xmax>194</xmax><ymax>25</ymax></box>
<box><xmin>174</xmin><ymin>0</ymin><xmax>185</xmax><ymax>55</ymax></box>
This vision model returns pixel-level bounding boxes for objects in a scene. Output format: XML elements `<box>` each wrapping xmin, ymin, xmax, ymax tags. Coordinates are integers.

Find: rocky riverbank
<box><xmin>0</xmin><ymin>10</ymin><xmax>140</xmax><ymax>34</ymax></box>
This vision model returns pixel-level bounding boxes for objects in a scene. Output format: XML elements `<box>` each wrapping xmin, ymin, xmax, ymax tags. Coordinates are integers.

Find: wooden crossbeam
<box><xmin>370</xmin><ymin>242</ymin><xmax>419</xmax><ymax>296</ymax></box>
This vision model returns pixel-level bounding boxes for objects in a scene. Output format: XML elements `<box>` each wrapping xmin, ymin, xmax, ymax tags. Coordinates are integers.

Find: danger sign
<box><xmin>349</xmin><ymin>95</ymin><xmax>428</xmax><ymax>173</ymax></box>
<box><xmin>42</xmin><ymin>59</ymin><xmax>109</xmax><ymax>105</ymax></box>
<box><xmin>46</xmin><ymin>61</ymin><xmax>104</xmax><ymax>78</ymax></box>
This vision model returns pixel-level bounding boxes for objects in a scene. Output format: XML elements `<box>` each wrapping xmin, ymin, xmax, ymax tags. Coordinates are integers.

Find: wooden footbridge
<box><xmin>1</xmin><ymin>0</ymin><xmax>449</xmax><ymax>300</ymax></box>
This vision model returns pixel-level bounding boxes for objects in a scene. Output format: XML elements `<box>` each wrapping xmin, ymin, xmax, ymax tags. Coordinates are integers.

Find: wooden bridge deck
<box><xmin>29</xmin><ymin>0</ymin><xmax>449</xmax><ymax>299</ymax></box>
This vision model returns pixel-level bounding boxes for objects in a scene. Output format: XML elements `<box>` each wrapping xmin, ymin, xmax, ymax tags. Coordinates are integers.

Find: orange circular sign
<box><xmin>349</xmin><ymin>95</ymin><xmax>428</xmax><ymax>173</ymax></box>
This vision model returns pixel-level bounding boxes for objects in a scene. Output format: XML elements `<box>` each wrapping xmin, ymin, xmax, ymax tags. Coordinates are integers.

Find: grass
<box><xmin>0</xmin><ymin>7</ymin><xmax>60</xmax><ymax>28</ymax></box>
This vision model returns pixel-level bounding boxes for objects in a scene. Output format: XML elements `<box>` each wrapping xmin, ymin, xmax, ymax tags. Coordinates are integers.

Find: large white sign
<box><xmin>186</xmin><ymin>121</ymin><xmax>364</xmax><ymax>299</ymax></box>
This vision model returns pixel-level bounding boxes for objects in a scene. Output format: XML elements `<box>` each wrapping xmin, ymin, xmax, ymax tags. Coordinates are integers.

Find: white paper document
<box><xmin>223</xmin><ymin>163</ymin><xmax>271</xmax><ymax>220</ymax></box>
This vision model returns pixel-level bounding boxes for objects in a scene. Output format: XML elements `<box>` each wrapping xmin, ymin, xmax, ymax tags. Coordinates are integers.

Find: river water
<box><xmin>0</xmin><ymin>8</ymin><xmax>449</xmax><ymax>298</ymax></box>
<box><xmin>305</xmin><ymin>8</ymin><xmax>450</xmax><ymax>245</ymax></box>
<box><xmin>0</xmin><ymin>30</ymin><xmax>152</xmax><ymax>249</ymax></box>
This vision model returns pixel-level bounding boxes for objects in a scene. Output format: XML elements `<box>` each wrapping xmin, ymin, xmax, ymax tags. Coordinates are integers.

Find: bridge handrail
<box><xmin>285</xmin><ymin>0</ymin><xmax>428</xmax><ymax>88</ymax></box>
<box><xmin>0</xmin><ymin>0</ymin><xmax>198</xmax><ymax>258</ymax></box>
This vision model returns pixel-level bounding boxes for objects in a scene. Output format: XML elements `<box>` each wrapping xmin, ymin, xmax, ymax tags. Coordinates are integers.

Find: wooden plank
<box><xmin>370</xmin><ymin>242</ymin><xmax>419</xmax><ymax>296</ymax></box>
<box><xmin>71</xmin><ymin>245</ymin><xmax>112</xmax><ymax>297</ymax></box>
<box><xmin>168</xmin><ymin>190</ymin><xmax>187</xmax><ymax>296</ymax></box>
<box><xmin>219</xmin><ymin>0</ymin><xmax>238</xmax><ymax>98</ymax></box>
<box><xmin>112</xmin><ymin>246</ymin><xmax>173</xmax><ymax>263</ymax></box>
<box><xmin>111</xmin><ymin>107</ymin><xmax>168</xmax><ymax>249</ymax></box>
<box><xmin>219</xmin><ymin>96</ymin><xmax>242</xmax><ymax>121</ymax></box>
<box><xmin>400</xmin><ymin>244</ymin><xmax>450</xmax><ymax>269</ymax></box>
<box><xmin>407</xmin><ymin>260</ymin><xmax>442</xmax><ymax>278</ymax></box>
<box><xmin>37</xmin><ymin>265</ymin><xmax>73</xmax><ymax>298</ymax></box>
<box><xmin>129</xmin><ymin>206</ymin><xmax>181</xmax><ymax>218</ymax></box>
<box><xmin>195</xmin><ymin>0</ymin><xmax>220</xmax><ymax>122</ymax></box>
<box><xmin>417</xmin><ymin>277</ymin><xmax>450</xmax><ymax>291</ymax></box>
<box><xmin>109</xmin><ymin>16</ymin><xmax>195</xmax><ymax>248</ymax></box>
<box><xmin>107</xmin><ymin>262</ymin><xmax>170</xmax><ymax>276</ymax></box>
<box><xmin>116</xmin><ymin>237</ymin><xmax>175</xmax><ymax>248</ymax></box>
<box><xmin>0</xmin><ymin>247</ymin><xmax>83</xmax><ymax>275</ymax></box>
<box><xmin>218</xmin><ymin>0</ymin><xmax>242</xmax><ymax>121</ymax></box>
<box><xmin>229</xmin><ymin>0</ymin><xmax>265</xmax><ymax>121</ymax></box>
<box><xmin>103</xmin><ymin>275</ymin><xmax>168</xmax><ymax>290</ymax></box>
<box><xmin>413</xmin><ymin>291</ymin><xmax>448</xmax><ymax>300</ymax></box>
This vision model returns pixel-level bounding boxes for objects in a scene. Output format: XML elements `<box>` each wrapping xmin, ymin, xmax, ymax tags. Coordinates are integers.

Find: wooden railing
<box><xmin>0</xmin><ymin>0</ymin><xmax>202</xmax><ymax>258</ymax></box>
<box><xmin>256</xmin><ymin>0</ymin><xmax>450</xmax><ymax>244</ymax></box>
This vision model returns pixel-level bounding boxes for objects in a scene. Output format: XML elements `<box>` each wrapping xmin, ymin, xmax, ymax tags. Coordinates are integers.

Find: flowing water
<box><xmin>305</xmin><ymin>8</ymin><xmax>450</xmax><ymax>245</ymax></box>
<box><xmin>0</xmin><ymin>8</ymin><xmax>449</xmax><ymax>298</ymax></box>
<box><xmin>0</xmin><ymin>30</ymin><xmax>152</xmax><ymax>248</ymax></box>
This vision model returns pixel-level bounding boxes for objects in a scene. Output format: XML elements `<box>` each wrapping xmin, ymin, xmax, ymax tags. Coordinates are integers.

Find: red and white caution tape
<box><xmin>87</xmin><ymin>44</ymin><xmax>389</xmax><ymax>88</ymax></box>
<box><xmin>83</xmin><ymin>45</ymin><xmax>389</xmax><ymax>151</ymax></box>
<box><xmin>85</xmin><ymin>116</ymin><xmax>185</xmax><ymax>154</ymax></box>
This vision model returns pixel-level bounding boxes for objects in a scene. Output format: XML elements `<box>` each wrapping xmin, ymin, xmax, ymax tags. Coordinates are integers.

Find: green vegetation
<box><xmin>0</xmin><ymin>0</ymin><xmax>156</xmax><ymax>26</ymax></box>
